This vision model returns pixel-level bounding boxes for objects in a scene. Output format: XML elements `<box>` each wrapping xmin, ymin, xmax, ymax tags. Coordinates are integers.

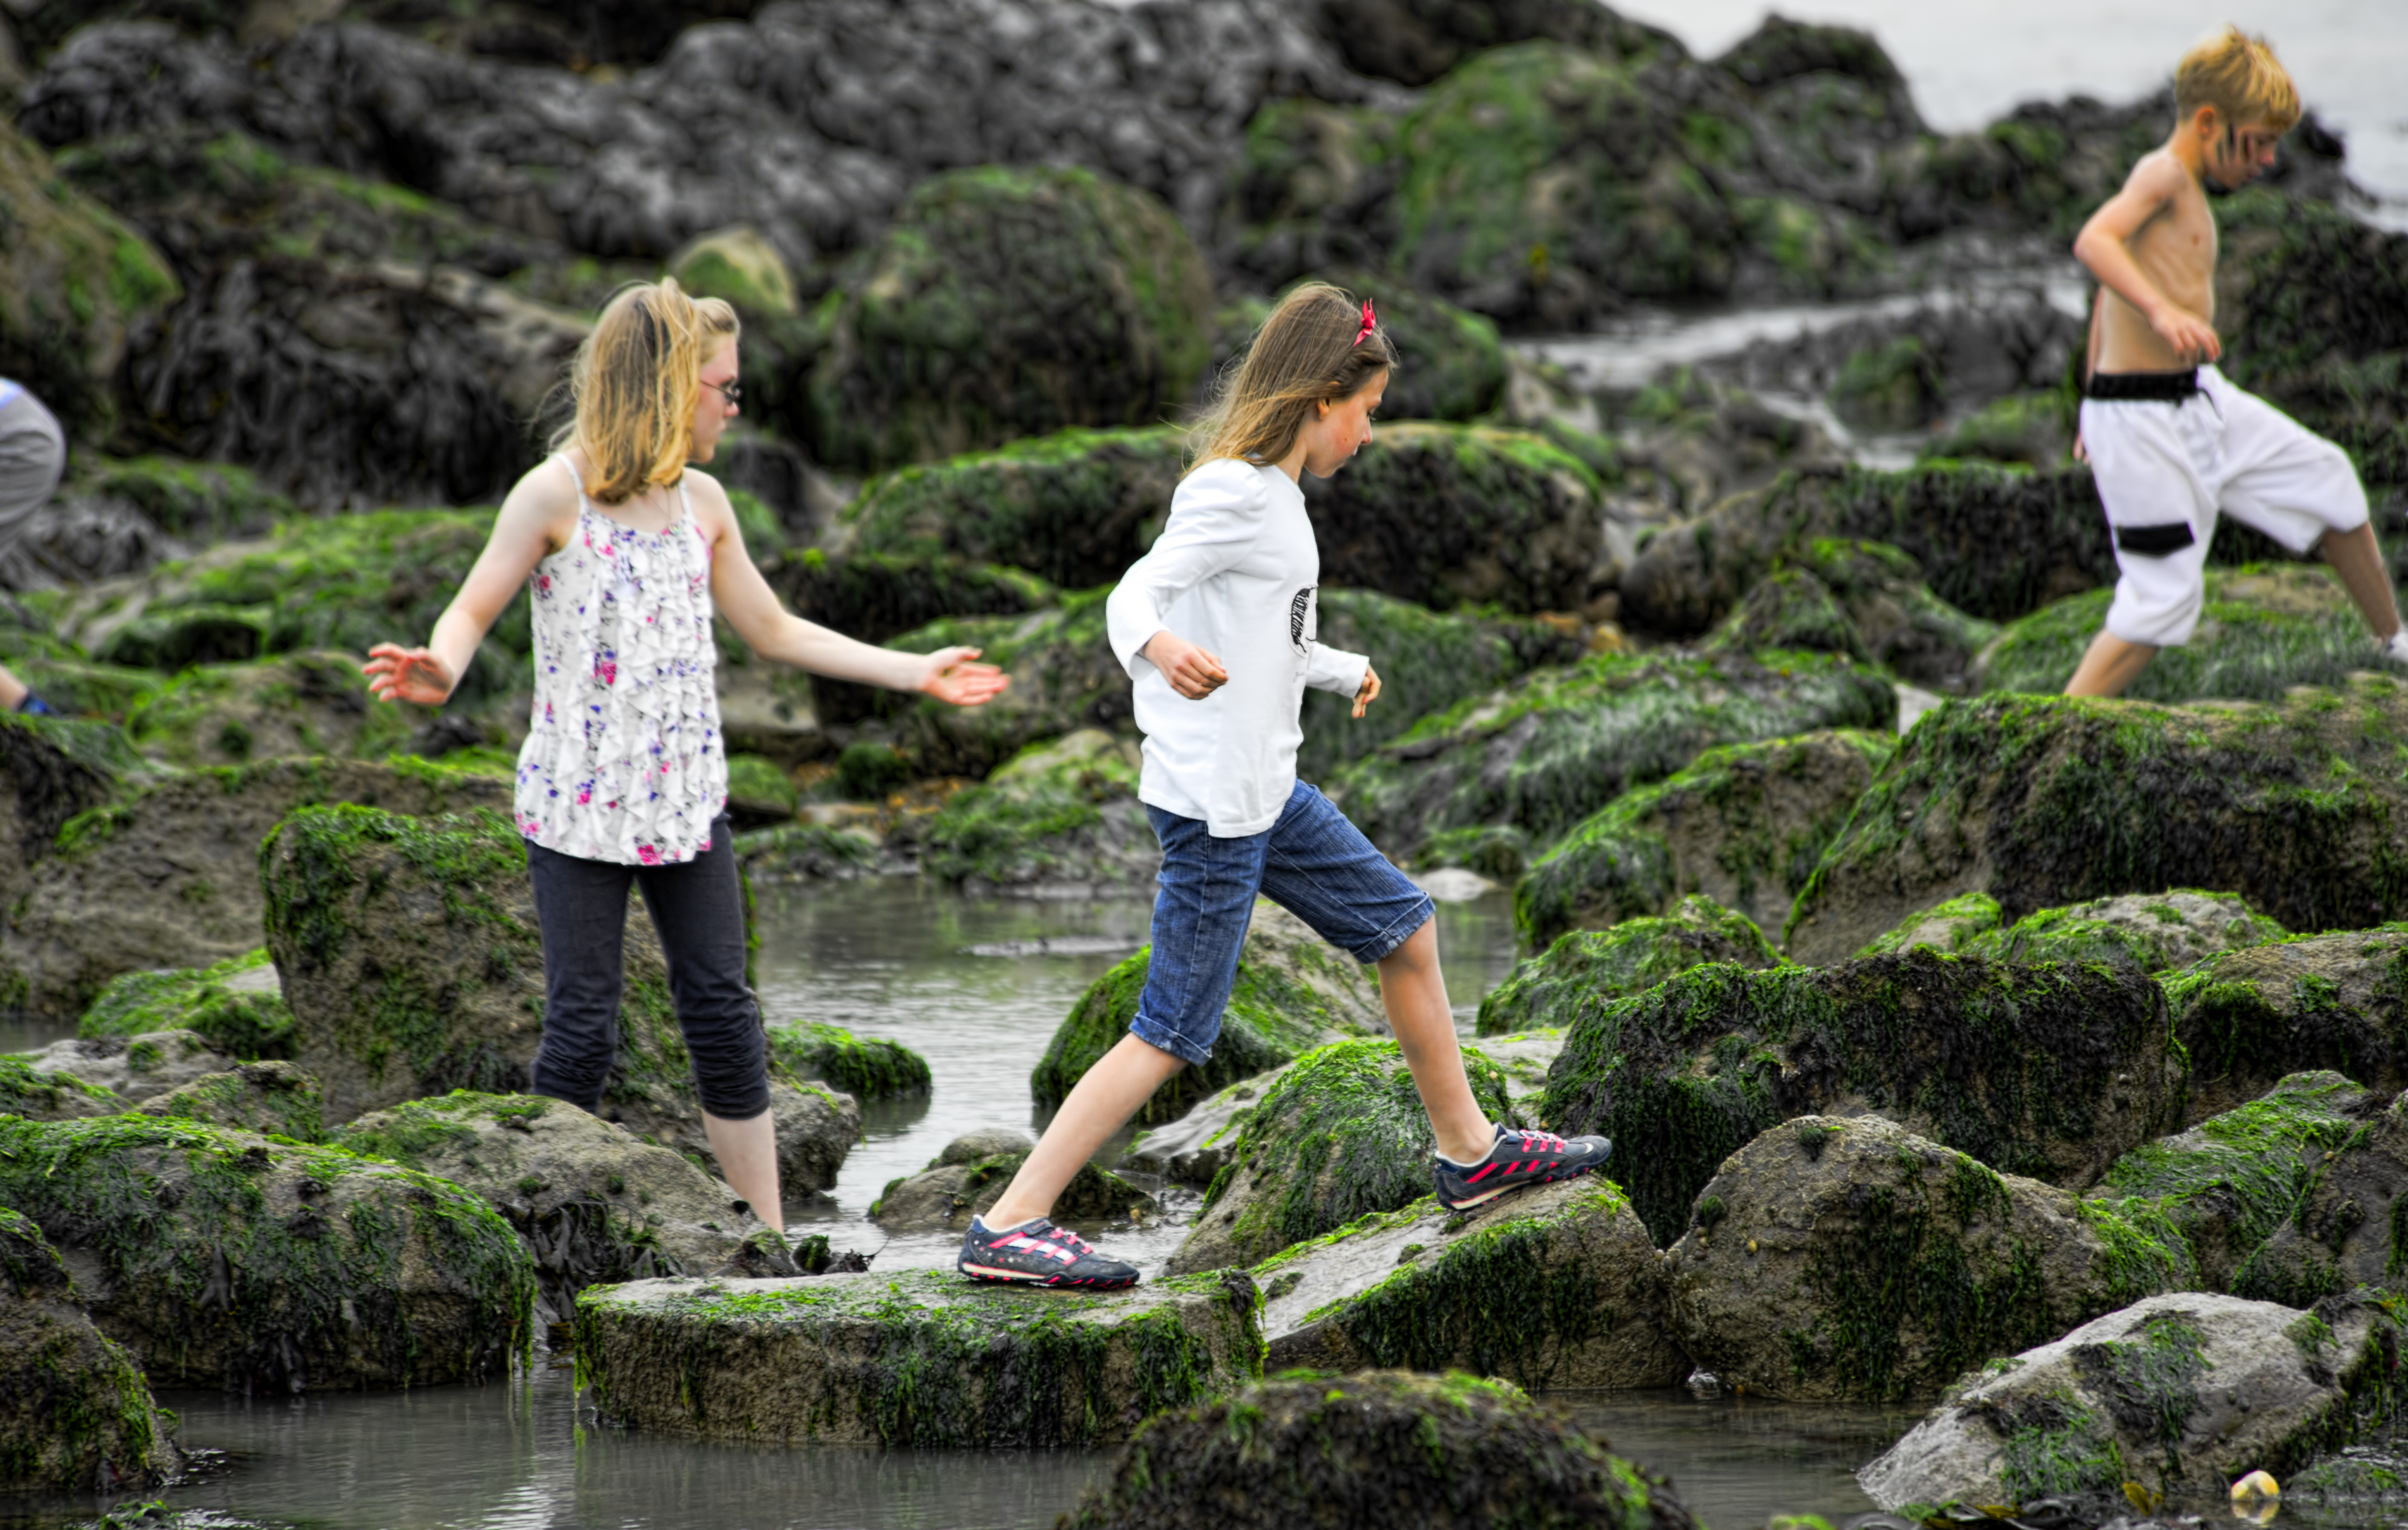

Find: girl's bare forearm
<box><xmin>760</xmin><ymin>616</ymin><xmax>925</xmax><ymax>691</ymax></box>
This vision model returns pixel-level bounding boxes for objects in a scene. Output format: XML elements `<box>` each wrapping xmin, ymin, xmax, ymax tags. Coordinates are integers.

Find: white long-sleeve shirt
<box><xmin>1105</xmin><ymin>458</ymin><xmax>1370</xmax><ymax>837</ymax></box>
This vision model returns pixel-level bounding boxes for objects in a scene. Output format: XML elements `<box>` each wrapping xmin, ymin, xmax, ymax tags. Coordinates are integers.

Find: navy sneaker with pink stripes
<box><xmin>957</xmin><ymin>1216</ymin><xmax>1141</xmax><ymax>1288</ymax></box>
<box><xmin>1434</xmin><ymin>1123</ymin><xmax>1612</xmax><ymax>1211</ymax></box>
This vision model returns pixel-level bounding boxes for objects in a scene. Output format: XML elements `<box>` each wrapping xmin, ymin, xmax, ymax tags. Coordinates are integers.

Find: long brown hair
<box><xmin>1188</xmin><ymin>281</ymin><xmax>1397</xmax><ymax>472</ymax></box>
<box><xmin>554</xmin><ymin>277</ymin><xmax>740</xmax><ymax>505</ymax></box>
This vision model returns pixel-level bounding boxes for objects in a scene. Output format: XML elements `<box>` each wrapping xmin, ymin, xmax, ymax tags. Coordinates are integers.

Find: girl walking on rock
<box><xmin>958</xmin><ymin>282</ymin><xmax>1611</xmax><ymax>1288</ymax></box>
<box><xmin>365</xmin><ymin>278</ymin><xmax>1005</xmax><ymax>1227</ymax></box>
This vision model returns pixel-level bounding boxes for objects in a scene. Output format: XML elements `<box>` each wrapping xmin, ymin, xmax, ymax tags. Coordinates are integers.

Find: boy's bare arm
<box><xmin>2072</xmin><ymin>155</ymin><xmax>2221</xmax><ymax>363</ymax></box>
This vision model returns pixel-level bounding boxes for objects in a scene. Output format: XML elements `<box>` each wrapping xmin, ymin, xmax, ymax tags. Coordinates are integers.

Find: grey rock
<box><xmin>1963</xmin><ymin>889</ymin><xmax>2288</xmax><ymax>978</ymax></box>
<box><xmin>934</xmin><ymin>1128</ymin><xmax>1037</xmax><ymax>1167</ymax></box>
<box><xmin>2166</xmin><ymin>928</ymin><xmax>2408</xmax><ymax>1124</ymax></box>
<box><xmin>2229</xmin><ymin>1090</ymin><xmax>2408</xmax><ymax>1308</ymax></box>
<box><xmin>870</xmin><ymin>1149</ymin><xmax>1154</xmax><ymax>1233</ymax></box>
<box><xmin>13</xmin><ymin>1029</ymin><xmax>231</xmax><ymax>1105</ymax></box>
<box><xmin>0</xmin><ymin>1207</ymin><xmax>182</xmax><ymax>1492</ymax></box>
<box><xmin>128</xmin><ymin>1059</ymin><xmax>325</xmax><ymax>1142</ymax></box>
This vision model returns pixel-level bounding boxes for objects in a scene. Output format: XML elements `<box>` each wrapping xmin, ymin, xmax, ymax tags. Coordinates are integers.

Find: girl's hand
<box><xmin>1142</xmin><ymin>631</ymin><xmax>1228</xmax><ymax>700</ymax></box>
<box><xmin>363</xmin><ymin>643</ymin><xmax>458</xmax><ymax>706</ymax></box>
<box><xmin>918</xmin><ymin>646</ymin><xmax>1009</xmax><ymax>708</ymax></box>
<box><xmin>1351</xmin><ymin>663</ymin><xmax>1381</xmax><ymax>719</ymax></box>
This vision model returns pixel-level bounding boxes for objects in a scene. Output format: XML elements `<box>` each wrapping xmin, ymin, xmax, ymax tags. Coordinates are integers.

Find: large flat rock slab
<box><xmin>574</xmin><ymin>1268</ymin><xmax>1263</xmax><ymax>1447</ymax></box>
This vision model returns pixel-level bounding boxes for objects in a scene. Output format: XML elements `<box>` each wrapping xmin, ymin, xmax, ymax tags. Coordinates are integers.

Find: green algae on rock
<box><xmin>77</xmin><ymin>948</ymin><xmax>294</xmax><ymax>1061</ymax></box>
<box><xmin>11</xmin><ymin>1029</ymin><xmax>231</xmax><ymax>1107</ymax></box>
<box><xmin>1255</xmin><ymin>1177</ymin><xmax>1683</xmax><ymax>1391</ymax></box>
<box><xmin>0</xmin><ymin>709</ymin><xmax>129</xmax><ymax>908</ymax></box>
<box><xmin>1962</xmin><ymin>890</ymin><xmax>2287</xmax><ymax>978</ymax></box>
<box><xmin>861</xmin><ymin>589</ymin><xmax>1129</xmax><ymax>778</ymax></box>
<box><xmin>1538</xmin><ymin>949</ymin><xmax>2188</xmax><ymax>1245</ymax></box>
<box><xmin>1860</xmin><ymin>1290</ymin><xmax>2408</xmax><ymax>1509</ymax></box>
<box><xmin>2163</xmin><ymin>928</ymin><xmax>2408</xmax><ymax>1123</ymax></box>
<box><xmin>1166</xmin><ymin>1038</ymin><xmax>1516</xmax><ymax>1276</ymax></box>
<box><xmin>770</xmin><ymin>548</ymin><xmax>1056</xmax><ymax>649</ymax></box>
<box><xmin>2</xmin><ymin>750</ymin><xmax>510</xmax><ymax>1021</ymax></box>
<box><xmin>574</xmin><ymin>1266</ymin><xmax>1262</xmax><ymax>1448</ymax></box>
<box><xmin>1975</xmin><ymin>564</ymin><xmax>2381</xmax><ymax>702</ymax></box>
<box><xmin>0</xmin><ymin>1114</ymin><xmax>533</xmax><ymax>1391</ymax></box>
<box><xmin>125</xmin><ymin>650</ymin><xmax>416</xmax><ymax>769</ymax></box>
<box><xmin>0</xmin><ymin>1206</ymin><xmax>181</xmax><ymax>1494</ymax></box>
<box><xmin>1331</xmin><ymin>648</ymin><xmax>1895</xmax><ymax>868</ymax></box>
<box><xmin>1854</xmin><ymin>891</ymin><xmax>2005</xmax><ymax>957</ymax></box>
<box><xmin>869</xmin><ymin>1145</ymin><xmax>1154</xmax><ymax>1233</ymax></box>
<box><xmin>130</xmin><ymin>1061</ymin><xmax>327</xmax><ymax>1143</ymax></box>
<box><xmin>0</xmin><ymin>1055</ymin><xmax>120</xmax><ymax>1121</ymax></box>
<box><xmin>1058</xmin><ymin>1368</ymin><xmax>1701</xmax><ymax>1530</ymax></box>
<box><xmin>913</xmin><ymin>729</ymin><xmax>1157</xmax><ymax>891</ymax></box>
<box><xmin>1513</xmin><ymin>729</ymin><xmax>1894</xmax><ymax>952</ymax></box>
<box><xmin>722</xmin><ymin>753</ymin><xmax>796</xmax><ymax>829</ymax></box>
<box><xmin>1704</xmin><ymin>540</ymin><xmax>2000</xmax><ymax>693</ymax></box>
<box><xmin>1034</xmin><ymin>902</ymin><xmax>1389</xmax><ymax>1129</ymax></box>
<box><xmin>334</xmin><ymin>1090</ymin><xmax>794</xmax><ymax>1318</ymax></box>
<box><xmin>1783</xmin><ymin>683</ymin><xmax>2408</xmax><ymax>966</ymax></box>
<box><xmin>2088</xmin><ymin>1071</ymin><xmax>2372</xmax><ymax>1293</ymax></box>
<box><xmin>807</xmin><ymin>166</ymin><xmax>1215</xmax><ymax>474</ymax></box>
<box><xmin>765</xmin><ymin>1022</ymin><xmax>931</xmax><ymax>1103</ymax></box>
<box><xmin>1668</xmin><ymin>1114</ymin><xmax>2187</xmax><ymax>1403</ymax></box>
<box><xmin>2226</xmin><ymin>1087</ymin><xmax>2408</xmax><ymax>1308</ymax></box>
<box><xmin>1478</xmin><ymin>896</ymin><xmax>1783</xmax><ymax>1037</ymax></box>
<box><xmin>1919</xmin><ymin>390</ymin><xmax>2076</xmax><ymax>467</ymax></box>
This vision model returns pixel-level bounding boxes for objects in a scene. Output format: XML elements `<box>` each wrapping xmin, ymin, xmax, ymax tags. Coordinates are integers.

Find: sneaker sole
<box><xmin>1437</xmin><ymin>1159</ymin><xmax>1606</xmax><ymax>1212</ymax></box>
<box><xmin>959</xmin><ymin>1263</ymin><xmax>1139</xmax><ymax>1289</ymax></box>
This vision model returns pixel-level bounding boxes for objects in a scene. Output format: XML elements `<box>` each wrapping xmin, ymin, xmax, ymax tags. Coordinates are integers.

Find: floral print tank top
<box><xmin>513</xmin><ymin>457</ymin><xmax>728</xmax><ymax>865</ymax></box>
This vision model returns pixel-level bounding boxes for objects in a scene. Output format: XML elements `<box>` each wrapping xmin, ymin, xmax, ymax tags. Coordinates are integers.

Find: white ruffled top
<box><xmin>512</xmin><ymin>456</ymin><xmax>727</xmax><ymax>866</ymax></box>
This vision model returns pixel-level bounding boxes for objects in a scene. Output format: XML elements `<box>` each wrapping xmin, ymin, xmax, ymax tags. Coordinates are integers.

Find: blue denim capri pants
<box><xmin>1130</xmin><ymin>780</ymin><xmax>1435</xmax><ymax>1066</ymax></box>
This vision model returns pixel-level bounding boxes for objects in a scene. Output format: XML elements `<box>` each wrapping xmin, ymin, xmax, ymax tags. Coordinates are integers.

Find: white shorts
<box><xmin>2080</xmin><ymin>364</ymin><xmax>2367</xmax><ymax>647</ymax></box>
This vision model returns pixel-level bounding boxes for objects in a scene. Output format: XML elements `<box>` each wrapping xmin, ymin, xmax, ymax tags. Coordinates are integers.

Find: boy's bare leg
<box><xmin>704</xmin><ymin>1107</ymin><xmax>785</xmax><ymax>1233</ymax></box>
<box><xmin>0</xmin><ymin>664</ymin><xmax>24</xmax><ymax>710</ymax></box>
<box><xmin>2319</xmin><ymin>523</ymin><xmax>2403</xmax><ymax>640</ymax></box>
<box><xmin>982</xmin><ymin>1035</ymin><xmax>1185</xmax><ymax>1229</ymax></box>
<box><xmin>1375</xmin><ymin>918</ymin><xmax>1494</xmax><ymax>1165</ymax></box>
<box><xmin>2064</xmin><ymin>631</ymin><xmax>2159</xmax><ymax>696</ymax></box>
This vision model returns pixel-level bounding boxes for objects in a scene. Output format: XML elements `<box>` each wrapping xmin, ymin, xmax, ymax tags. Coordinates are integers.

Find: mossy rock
<box><xmin>869</xmin><ymin>1148</ymin><xmax>1154</xmax><ymax>1232</ymax></box>
<box><xmin>1255</xmin><ymin>1177</ymin><xmax>1683</xmax><ymax>1391</ymax></box>
<box><xmin>668</xmin><ymin>225</ymin><xmax>797</xmax><ymax>317</ymax></box>
<box><xmin>1034</xmin><ymin>902</ymin><xmax>1391</xmax><ymax>1130</ymax></box>
<box><xmin>1962</xmin><ymin>890</ymin><xmax>2287</xmax><ymax>978</ymax></box>
<box><xmin>78</xmin><ymin>949</ymin><xmax>291</xmax><ymax>1059</ymax></box>
<box><xmin>333</xmin><ymin>1090</ymin><xmax>794</xmax><ymax>1320</ymax></box>
<box><xmin>1167</xmin><ymin>1038</ymin><xmax>1517</xmax><ymax>1275</ymax></box>
<box><xmin>860</xmin><ymin>589</ymin><xmax>1129</xmax><ymax>778</ymax></box>
<box><xmin>1919</xmin><ymin>389</ymin><xmax>2075</xmax><ymax>467</ymax></box>
<box><xmin>0</xmin><ymin>1055</ymin><xmax>120</xmax><ymax>1121</ymax></box>
<box><xmin>0</xmin><ymin>119</ymin><xmax>180</xmax><ymax>444</ymax></box>
<box><xmin>807</xmin><ymin>166</ymin><xmax>1216</xmax><ymax>474</ymax></box>
<box><xmin>11</xmin><ymin>1029</ymin><xmax>230</xmax><ymax>1107</ymax></box>
<box><xmin>1975</xmin><ymin>564</ymin><xmax>2383</xmax><ymax>702</ymax></box>
<box><xmin>1</xmin><ymin>755</ymin><xmax>508</xmax><ymax>1021</ymax></box>
<box><xmin>71</xmin><ymin>454</ymin><xmax>294</xmax><ymax>543</ymax></box>
<box><xmin>764</xmin><ymin>1022</ymin><xmax>930</xmax><ymax>1104</ymax></box>
<box><xmin>95</xmin><ymin>603</ymin><xmax>273</xmax><ymax>672</ymax></box>
<box><xmin>1514</xmin><ymin>729</ymin><xmax>1894</xmax><ymax>952</ymax></box>
<box><xmin>574</xmin><ymin>1266</ymin><xmax>1262</xmax><ymax>1447</ymax></box>
<box><xmin>1668</xmin><ymin>1114</ymin><xmax>2187</xmax><ymax>1403</ymax></box>
<box><xmin>1860</xmin><ymin>1290</ymin><xmax>2407</xmax><ymax>1509</ymax></box>
<box><xmin>1831</xmin><ymin>334</ymin><xmax>1945</xmax><ymax>431</ymax></box>
<box><xmin>1477</xmin><ymin>897</ymin><xmax>1782</xmax><ymax>1037</ymax></box>
<box><xmin>770</xmin><ymin>548</ymin><xmax>1056</xmax><ymax>648</ymax></box>
<box><xmin>1854</xmin><ymin>891</ymin><xmax>2005</xmax><ymax>957</ymax></box>
<box><xmin>1329</xmin><ymin>648</ymin><xmax>1896</xmax><ymax>869</ymax></box>
<box><xmin>838</xmin><ymin>426</ymin><xmax>1183</xmax><ymax>590</ymax></box>
<box><xmin>735</xmin><ymin>820</ymin><xmax>884</xmax><ymax>884</ymax></box>
<box><xmin>129</xmin><ymin>1061</ymin><xmax>326</xmax><ymax>1143</ymax></box>
<box><xmin>0</xmin><ymin>1114</ymin><xmax>534</xmax><ymax>1391</ymax></box>
<box><xmin>0</xmin><ymin>1206</ymin><xmax>181</xmax><ymax>1493</ymax></box>
<box><xmin>1704</xmin><ymin>539</ymin><xmax>1999</xmax><ymax>692</ymax></box>
<box><xmin>2228</xmin><ymin>1088</ymin><xmax>2408</xmax><ymax>1310</ymax></box>
<box><xmin>1538</xmin><ymin>949</ymin><xmax>2189</xmax><ymax>1246</ymax></box>
<box><xmin>1784</xmin><ymin>684</ymin><xmax>2408</xmax><ymax>966</ymax></box>
<box><xmin>124</xmin><ymin>649</ymin><xmax>417</xmax><ymax>769</ymax></box>
<box><xmin>1059</xmin><ymin>1368</ymin><xmax>1700</xmax><ymax>1530</ymax></box>
<box><xmin>916</xmin><ymin>729</ymin><xmax>1157</xmax><ymax>891</ymax></box>
<box><xmin>723</xmin><ymin>753</ymin><xmax>796</xmax><ymax>828</ymax></box>
<box><xmin>2164</xmin><ymin>928</ymin><xmax>2408</xmax><ymax>1124</ymax></box>
<box><xmin>2089</xmin><ymin>1071</ymin><xmax>2373</xmax><ymax>1292</ymax></box>
<box><xmin>1306</xmin><ymin>424</ymin><xmax>1607</xmax><ymax>615</ymax></box>
<box><xmin>0</xmin><ymin>708</ymin><xmax>126</xmax><ymax>908</ymax></box>
<box><xmin>260</xmin><ymin>804</ymin><xmax>862</xmax><ymax>1194</ymax></box>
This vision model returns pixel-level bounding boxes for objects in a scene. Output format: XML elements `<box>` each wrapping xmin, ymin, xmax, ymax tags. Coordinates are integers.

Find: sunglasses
<box><xmin>704</xmin><ymin>378</ymin><xmax>742</xmax><ymax>406</ymax></box>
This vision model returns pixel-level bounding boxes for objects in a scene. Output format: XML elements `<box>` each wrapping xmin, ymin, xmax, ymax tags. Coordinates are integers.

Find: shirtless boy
<box><xmin>2063</xmin><ymin>26</ymin><xmax>2404</xmax><ymax>696</ymax></box>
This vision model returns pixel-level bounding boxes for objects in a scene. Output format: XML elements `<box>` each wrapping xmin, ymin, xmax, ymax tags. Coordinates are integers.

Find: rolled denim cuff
<box><xmin>1127</xmin><ymin>1010</ymin><xmax>1217</xmax><ymax>1069</ymax></box>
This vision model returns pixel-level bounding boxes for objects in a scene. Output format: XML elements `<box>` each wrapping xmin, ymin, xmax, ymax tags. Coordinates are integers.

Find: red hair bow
<box><xmin>1353</xmin><ymin>298</ymin><xmax>1377</xmax><ymax>346</ymax></box>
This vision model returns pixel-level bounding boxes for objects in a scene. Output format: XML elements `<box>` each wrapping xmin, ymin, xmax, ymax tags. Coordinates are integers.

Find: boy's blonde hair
<box><xmin>1188</xmin><ymin>281</ymin><xmax>1397</xmax><ymax>474</ymax></box>
<box><xmin>2174</xmin><ymin>25</ymin><xmax>2300</xmax><ymax>133</ymax></box>
<box><xmin>554</xmin><ymin>277</ymin><xmax>740</xmax><ymax>505</ymax></box>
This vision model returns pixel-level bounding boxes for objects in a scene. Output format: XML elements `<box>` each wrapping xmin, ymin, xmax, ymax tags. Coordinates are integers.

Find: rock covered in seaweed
<box><xmin>765</xmin><ymin>1022</ymin><xmax>931</xmax><ymax>1104</ymax></box>
<box><xmin>123</xmin><ymin>649</ymin><xmax>414</xmax><ymax>768</ymax></box>
<box><xmin>1034</xmin><ymin>901</ymin><xmax>1390</xmax><ymax>1128</ymax></box>
<box><xmin>1702</xmin><ymin>540</ymin><xmax>1998</xmax><ymax>692</ymax></box>
<box><xmin>0</xmin><ymin>710</ymin><xmax>125</xmax><ymax>911</ymax></box>
<box><xmin>130</xmin><ymin>1060</ymin><xmax>327</xmax><ymax>1142</ymax></box>
<box><xmin>1668</xmin><ymin>1114</ymin><xmax>2186</xmax><ymax>1402</ymax></box>
<box><xmin>0</xmin><ymin>1206</ymin><xmax>182</xmax><ymax>1492</ymax></box>
<box><xmin>1255</xmin><ymin>1177</ymin><xmax>1682</xmax><ymax>1390</ymax></box>
<box><xmin>0</xmin><ymin>1114</ymin><xmax>533</xmax><ymax>1390</ymax></box>
<box><xmin>911</xmin><ymin>729</ymin><xmax>1159</xmax><ymax>893</ymax></box>
<box><xmin>869</xmin><ymin>1136</ymin><xmax>1155</xmax><ymax>1233</ymax></box>
<box><xmin>770</xmin><ymin>548</ymin><xmax>1057</xmax><ymax>649</ymax></box>
<box><xmin>1537</xmin><ymin>949</ymin><xmax>2188</xmax><ymax>1245</ymax></box>
<box><xmin>2227</xmin><ymin>1089</ymin><xmax>2408</xmax><ymax>1308</ymax></box>
<box><xmin>2164</xmin><ymin>929</ymin><xmax>2408</xmax><ymax>1122</ymax></box>
<box><xmin>1855</xmin><ymin>890</ymin><xmax>2003</xmax><ymax>957</ymax></box>
<box><xmin>333</xmin><ymin>1091</ymin><xmax>796</xmax><ymax>1318</ymax></box>
<box><xmin>77</xmin><ymin>948</ymin><xmax>293</xmax><ymax>1061</ymax></box>
<box><xmin>855</xmin><ymin>590</ymin><xmax>1130</xmax><ymax>779</ymax></box>
<box><xmin>574</xmin><ymin>1267</ymin><xmax>1263</xmax><ymax>1447</ymax></box>
<box><xmin>1859</xmin><ymin>1292</ymin><xmax>2403</xmax><ymax>1510</ymax></box>
<box><xmin>1964</xmin><ymin>890</ymin><xmax>2287</xmax><ymax>978</ymax></box>
<box><xmin>11</xmin><ymin>1029</ymin><xmax>232</xmax><ymax>1106</ymax></box>
<box><xmin>1477</xmin><ymin>896</ymin><xmax>1782</xmax><ymax>1037</ymax></box>
<box><xmin>1059</xmin><ymin>1368</ymin><xmax>1701</xmax><ymax>1530</ymax></box>
<box><xmin>1513</xmin><ymin>730</ymin><xmax>1893</xmax><ymax>951</ymax></box>
<box><xmin>0</xmin><ymin>1055</ymin><xmax>121</xmax><ymax>1121</ymax></box>
<box><xmin>1331</xmin><ymin>648</ymin><xmax>1896</xmax><ymax>871</ymax></box>
<box><xmin>1784</xmin><ymin>683</ymin><xmax>2408</xmax><ymax>966</ymax></box>
<box><xmin>1165</xmin><ymin>1037</ymin><xmax>1515</xmax><ymax>1275</ymax></box>
<box><xmin>1</xmin><ymin>754</ymin><xmax>508</xmax><ymax>1021</ymax></box>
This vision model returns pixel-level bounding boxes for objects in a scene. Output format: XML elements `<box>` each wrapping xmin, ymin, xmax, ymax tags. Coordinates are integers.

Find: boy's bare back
<box><xmin>2090</xmin><ymin>148</ymin><xmax>2221</xmax><ymax>374</ymax></box>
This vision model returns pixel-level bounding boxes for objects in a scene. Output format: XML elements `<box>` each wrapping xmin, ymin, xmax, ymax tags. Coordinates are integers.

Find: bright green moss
<box><xmin>79</xmin><ymin>949</ymin><xmax>294</xmax><ymax>1060</ymax></box>
<box><xmin>917</xmin><ymin>730</ymin><xmax>1141</xmax><ymax>885</ymax></box>
<box><xmin>1961</xmin><ymin>891</ymin><xmax>2286</xmax><ymax>977</ymax></box>
<box><xmin>1854</xmin><ymin>892</ymin><xmax>2005</xmax><ymax>957</ymax></box>
<box><xmin>0</xmin><ymin>1056</ymin><xmax>119</xmax><ymax>1118</ymax></box>
<box><xmin>766</xmin><ymin>1022</ymin><xmax>931</xmax><ymax>1102</ymax></box>
<box><xmin>1920</xmin><ymin>390</ymin><xmax>2075</xmax><ymax>468</ymax></box>
<box><xmin>1478</xmin><ymin>895</ymin><xmax>1782</xmax><ymax>1035</ymax></box>
<box><xmin>724</xmin><ymin>754</ymin><xmax>797</xmax><ymax>820</ymax></box>
<box><xmin>1991</xmin><ymin>1393</ymin><xmax>2127</xmax><ymax>1501</ymax></box>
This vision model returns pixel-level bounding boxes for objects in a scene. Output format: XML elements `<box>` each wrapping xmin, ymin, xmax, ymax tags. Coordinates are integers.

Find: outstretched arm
<box><xmin>2071</xmin><ymin>155</ymin><xmax>2220</xmax><ymax>363</ymax></box>
<box><xmin>700</xmin><ymin>480</ymin><xmax>1007</xmax><ymax>705</ymax></box>
<box><xmin>363</xmin><ymin>469</ymin><xmax>567</xmax><ymax>705</ymax></box>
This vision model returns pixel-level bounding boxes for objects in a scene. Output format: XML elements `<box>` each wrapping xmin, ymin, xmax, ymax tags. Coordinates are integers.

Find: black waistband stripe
<box><xmin>2087</xmin><ymin>369</ymin><xmax>2202</xmax><ymax>402</ymax></box>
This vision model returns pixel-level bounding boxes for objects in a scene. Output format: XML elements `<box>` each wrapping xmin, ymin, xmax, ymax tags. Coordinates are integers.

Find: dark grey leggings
<box><xmin>523</xmin><ymin>816</ymin><xmax>769</xmax><ymax>1120</ymax></box>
